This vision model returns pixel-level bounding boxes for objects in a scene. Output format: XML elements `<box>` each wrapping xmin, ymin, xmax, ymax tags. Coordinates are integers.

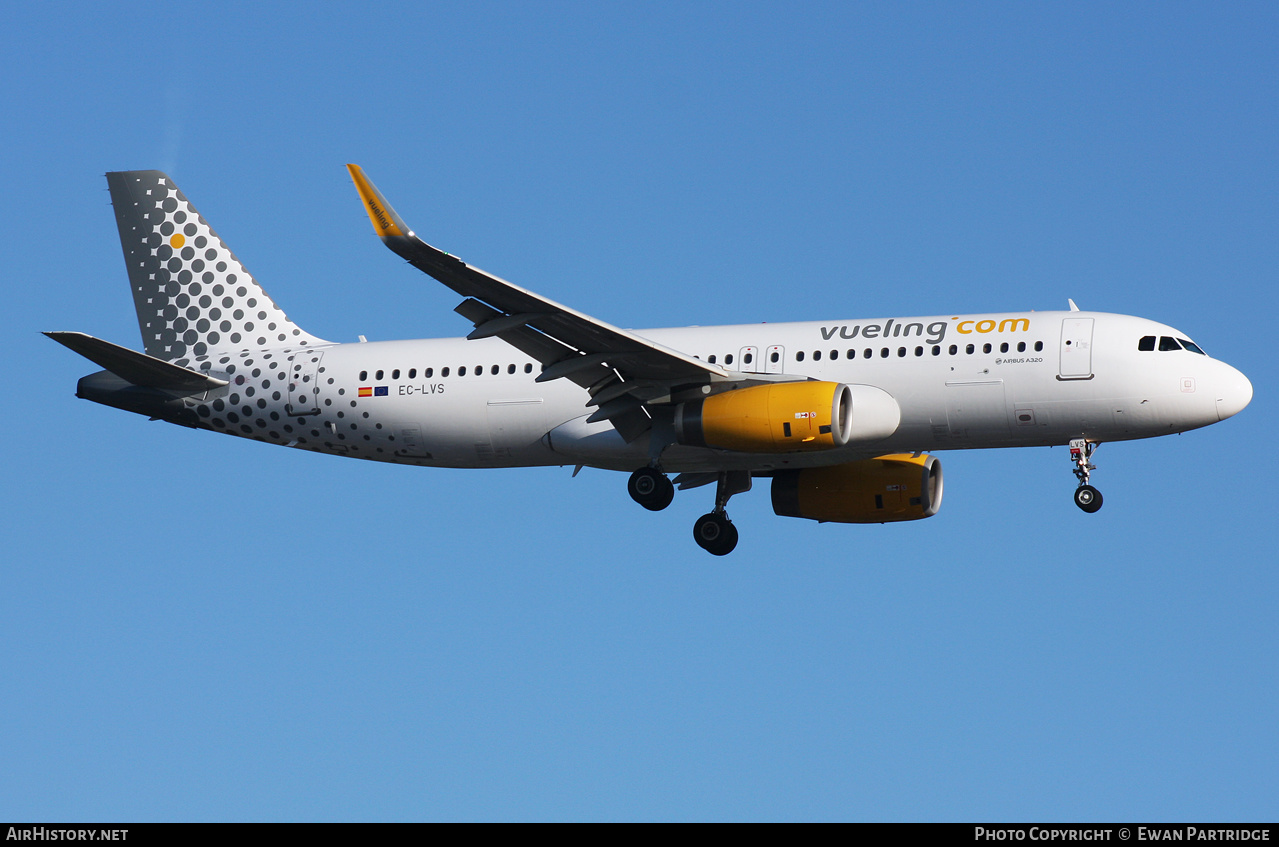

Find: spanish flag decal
<box><xmin>358</xmin><ymin>387</ymin><xmax>373</xmax><ymax>397</ymax></box>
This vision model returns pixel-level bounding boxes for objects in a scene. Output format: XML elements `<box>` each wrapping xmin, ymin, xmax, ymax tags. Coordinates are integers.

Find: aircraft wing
<box><xmin>347</xmin><ymin>165</ymin><xmax>781</xmax><ymax>440</ymax></box>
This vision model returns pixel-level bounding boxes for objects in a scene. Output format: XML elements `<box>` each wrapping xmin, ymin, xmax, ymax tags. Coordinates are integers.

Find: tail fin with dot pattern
<box><xmin>106</xmin><ymin>170</ymin><xmax>328</xmax><ymax>365</ymax></box>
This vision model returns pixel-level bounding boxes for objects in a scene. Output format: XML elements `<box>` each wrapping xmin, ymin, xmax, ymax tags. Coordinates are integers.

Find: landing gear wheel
<box><xmin>1068</xmin><ymin>439</ymin><xmax>1103</xmax><ymax>514</ymax></box>
<box><xmin>1074</xmin><ymin>485</ymin><xmax>1103</xmax><ymax>513</ymax></box>
<box><xmin>628</xmin><ymin>467</ymin><xmax>674</xmax><ymax>511</ymax></box>
<box><xmin>693</xmin><ymin>512</ymin><xmax>739</xmax><ymax>556</ymax></box>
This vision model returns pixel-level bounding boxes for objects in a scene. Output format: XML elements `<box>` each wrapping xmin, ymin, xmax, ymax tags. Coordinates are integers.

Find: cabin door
<box><xmin>1059</xmin><ymin>318</ymin><xmax>1094</xmax><ymax>379</ymax></box>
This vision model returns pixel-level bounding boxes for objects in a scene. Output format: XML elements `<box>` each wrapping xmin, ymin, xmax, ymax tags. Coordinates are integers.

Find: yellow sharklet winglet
<box><xmin>347</xmin><ymin>164</ymin><xmax>408</xmax><ymax>238</ymax></box>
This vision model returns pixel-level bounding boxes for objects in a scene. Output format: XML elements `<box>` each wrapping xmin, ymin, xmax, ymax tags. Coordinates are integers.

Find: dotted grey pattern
<box><xmin>188</xmin><ymin>348</ymin><xmax>410</xmax><ymax>462</ymax></box>
<box><xmin>107</xmin><ymin>170</ymin><xmax>326</xmax><ymax>364</ymax></box>
<box><xmin>99</xmin><ymin>170</ymin><xmax>421</xmax><ymax>459</ymax></box>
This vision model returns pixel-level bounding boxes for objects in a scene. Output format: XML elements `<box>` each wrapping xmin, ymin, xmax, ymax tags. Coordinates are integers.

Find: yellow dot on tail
<box><xmin>170</xmin><ymin>233</ymin><xmax>185</xmax><ymax>249</ymax></box>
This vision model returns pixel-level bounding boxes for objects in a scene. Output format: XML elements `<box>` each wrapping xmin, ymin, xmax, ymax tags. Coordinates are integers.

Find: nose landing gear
<box><xmin>1074</xmin><ymin>484</ymin><xmax>1102</xmax><ymax>512</ymax></box>
<box><xmin>1069</xmin><ymin>438</ymin><xmax>1103</xmax><ymax>513</ymax></box>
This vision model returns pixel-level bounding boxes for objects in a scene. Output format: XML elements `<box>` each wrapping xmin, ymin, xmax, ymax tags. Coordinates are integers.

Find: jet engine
<box><xmin>674</xmin><ymin>382</ymin><xmax>899</xmax><ymax>453</ymax></box>
<box><xmin>771</xmin><ymin>453</ymin><xmax>943</xmax><ymax>523</ymax></box>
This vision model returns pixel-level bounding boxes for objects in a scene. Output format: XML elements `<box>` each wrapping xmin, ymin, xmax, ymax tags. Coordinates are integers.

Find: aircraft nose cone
<box><xmin>1215</xmin><ymin>365</ymin><xmax>1253</xmax><ymax>421</ymax></box>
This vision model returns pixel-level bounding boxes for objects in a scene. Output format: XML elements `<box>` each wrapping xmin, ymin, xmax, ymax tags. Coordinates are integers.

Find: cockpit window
<box><xmin>1142</xmin><ymin>334</ymin><xmax>1205</xmax><ymax>354</ymax></box>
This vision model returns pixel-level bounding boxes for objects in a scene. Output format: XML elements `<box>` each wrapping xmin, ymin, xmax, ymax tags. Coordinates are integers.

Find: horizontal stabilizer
<box><xmin>44</xmin><ymin>331</ymin><xmax>229</xmax><ymax>393</ymax></box>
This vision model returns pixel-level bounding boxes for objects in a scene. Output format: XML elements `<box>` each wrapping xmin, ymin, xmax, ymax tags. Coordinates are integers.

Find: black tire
<box><xmin>1074</xmin><ymin>485</ymin><xmax>1103</xmax><ymax>513</ymax></box>
<box><xmin>693</xmin><ymin>512</ymin><xmax>738</xmax><ymax>556</ymax></box>
<box><xmin>628</xmin><ymin>467</ymin><xmax>674</xmax><ymax>511</ymax></box>
<box><xmin>713</xmin><ymin>522</ymin><xmax>739</xmax><ymax>556</ymax></box>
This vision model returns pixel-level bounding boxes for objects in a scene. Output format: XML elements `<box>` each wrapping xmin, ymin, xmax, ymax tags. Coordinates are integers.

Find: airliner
<box><xmin>47</xmin><ymin>167</ymin><xmax>1253</xmax><ymax>555</ymax></box>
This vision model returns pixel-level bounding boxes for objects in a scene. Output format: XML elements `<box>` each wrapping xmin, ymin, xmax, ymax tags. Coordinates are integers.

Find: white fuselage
<box><xmin>191</xmin><ymin>309</ymin><xmax>1251</xmax><ymax>473</ymax></box>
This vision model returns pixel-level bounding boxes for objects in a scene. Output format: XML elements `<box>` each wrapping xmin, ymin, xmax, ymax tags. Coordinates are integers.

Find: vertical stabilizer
<box><xmin>107</xmin><ymin>170</ymin><xmax>326</xmax><ymax>364</ymax></box>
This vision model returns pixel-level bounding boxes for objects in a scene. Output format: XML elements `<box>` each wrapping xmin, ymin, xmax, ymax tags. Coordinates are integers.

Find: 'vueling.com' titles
<box><xmin>818</xmin><ymin>316</ymin><xmax>1032</xmax><ymax>346</ymax></box>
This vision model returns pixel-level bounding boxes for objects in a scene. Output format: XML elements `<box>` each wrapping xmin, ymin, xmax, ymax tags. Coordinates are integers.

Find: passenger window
<box><xmin>409</xmin><ymin>368</ymin><xmax>416</xmax><ymax>378</ymax></box>
<box><xmin>897</xmin><ymin>347</ymin><xmax>906</xmax><ymax>357</ymax></box>
<box><xmin>475</xmin><ymin>365</ymin><xmax>483</xmax><ymax>375</ymax></box>
<box><xmin>1138</xmin><ymin>336</ymin><xmax>1156</xmax><ymax>352</ymax></box>
<box><xmin>983</xmin><ymin>343</ymin><xmax>992</xmax><ymax>354</ymax></box>
<box><xmin>425</xmin><ymin>368</ymin><xmax>433</xmax><ymax>378</ymax></box>
<box><xmin>725</xmin><ymin>354</ymin><xmax>734</xmax><ymax>365</ymax></box>
<box><xmin>744</xmin><ymin>353</ymin><xmax>754</xmax><ymax>364</ymax></box>
<box><xmin>508</xmin><ymin>364</ymin><xmax>516</xmax><ymax>374</ymax></box>
<box><xmin>392</xmin><ymin>369</ymin><xmax>400</xmax><ymax>379</ymax></box>
<box><xmin>864</xmin><ymin>348</ymin><xmax>872</xmax><ymax>359</ymax></box>
<box><xmin>442</xmin><ymin>367</ymin><xmax>450</xmax><ymax>377</ymax></box>
<box><xmin>524</xmin><ymin>363</ymin><xmax>533</xmax><ymax>373</ymax></box>
<box><xmin>814</xmin><ymin>350</ymin><xmax>822</xmax><ymax>361</ymax></box>
<box><xmin>795</xmin><ymin>351</ymin><xmax>804</xmax><ymax>362</ymax></box>
<box><xmin>1034</xmin><ymin>341</ymin><xmax>1043</xmax><ymax>352</ymax></box>
<box><xmin>709</xmin><ymin>354</ymin><xmax>717</xmax><ymax>364</ymax></box>
<box><xmin>1000</xmin><ymin>343</ymin><xmax>1009</xmax><ymax>353</ymax></box>
<box><xmin>1159</xmin><ymin>336</ymin><xmax>1181</xmax><ymax>351</ymax></box>
<box><xmin>492</xmin><ymin>365</ymin><xmax>500</xmax><ymax>375</ymax></box>
<box><xmin>1016</xmin><ymin>342</ymin><xmax>1025</xmax><ymax>353</ymax></box>
<box><xmin>846</xmin><ymin>350</ymin><xmax>855</xmax><ymax>359</ymax></box>
<box><xmin>458</xmin><ymin>366</ymin><xmax>466</xmax><ymax>376</ymax></box>
<box><xmin>949</xmin><ymin>345</ymin><xmax>957</xmax><ymax>355</ymax></box>
<box><xmin>771</xmin><ymin>351</ymin><xmax>779</xmax><ymax>363</ymax></box>
<box><xmin>830</xmin><ymin>350</ymin><xmax>837</xmax><ymax>360</ymax></box>
<box><xmin>375</xmin><ymin>370</ymin><xmax>384</xmax><ymax>380</ymax></box>
<box><xmin>914</xmin><ymin>346</ymin><xmax>923</xmax><ymax>357</ymax></box>
<box><xmin>359</xmin><ymin>370</ymin><xmax>367</xmax><ymax>381</ymax></box>
<box><xmin>880</xmin><ymin>348</ymin><xmax>889</xmax><ymax>358</ymax></box>
<box><xmin>966</xmin><ymin>344</ymin><xmax>974</xmax><ymax>354</ymax></box>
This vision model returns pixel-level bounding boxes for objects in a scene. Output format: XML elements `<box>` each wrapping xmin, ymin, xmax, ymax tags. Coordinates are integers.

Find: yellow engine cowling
<box><xmin>675</xmin><ymin>381</ymin><xmax>854</xmax><ymax>453</ymax></box>
<box><xmin>771</xmin><ymin>453</ymin><xmax>943</xmax><ymax>523</ymax></box>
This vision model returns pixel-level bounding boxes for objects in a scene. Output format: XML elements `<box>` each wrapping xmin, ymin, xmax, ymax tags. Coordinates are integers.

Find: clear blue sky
<box><xmin>3</xmin><ymin>2</ymin><xmax>1275</xmax><ymax>821</ymax></box>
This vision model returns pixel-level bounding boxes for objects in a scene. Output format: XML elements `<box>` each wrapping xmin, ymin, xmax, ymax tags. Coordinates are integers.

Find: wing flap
<box><xmin>452</xmin><ymin>298</ymin><xmax>615</xmax><ymax>390</ymax></box>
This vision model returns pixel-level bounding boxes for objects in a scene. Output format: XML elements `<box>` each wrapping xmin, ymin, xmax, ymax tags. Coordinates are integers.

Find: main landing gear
<box><xmin>693</xmin><ymin>512</ymin><xmax>737</xmax><ymax>557</ymax></box>
<box><xmin>693</xmin><ymin>471</ymin><xmax>750</xmax><ymax>556</ymax></box>
<box><xmin>1069</xmin><ymin>438</ymin><xmax>1103</xmax><ymax>514</ymax></box>
<box><xmin>626</xmin><ymin>466</ymin><xmax>749</xmax><ymax>555</ymax></box>
<box><xmin>627</xmin><ymin>466</ymin><xmax>674</xmax><ymax>511</ymax></box>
